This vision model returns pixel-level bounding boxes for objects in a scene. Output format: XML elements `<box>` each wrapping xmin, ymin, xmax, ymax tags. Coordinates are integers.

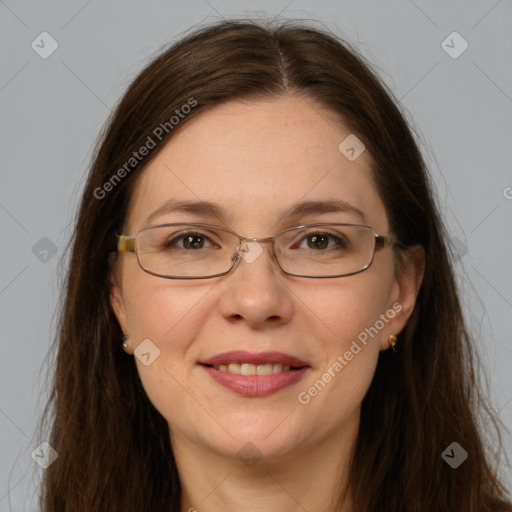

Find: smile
<box><xmin>199</xmin><ymin>350</ymin><xmax>311</xmax><ymax>397</ymax></box>
<box><xmin>211</xmin><ymin>363</ymin><xmax>293</xmax><ymax>375</ymax></box>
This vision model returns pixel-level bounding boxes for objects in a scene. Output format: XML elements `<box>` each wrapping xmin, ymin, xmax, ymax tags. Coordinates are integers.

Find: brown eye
<box><xmin>298</xmin><ymin>232</ymin><xmax>348</xmax><ymax>251</ymax></box>
<box><xmin>307</xmin><ymin>234</ymin><xmax>329</xmax><ymax>250</ymax></box>
<box><xmin>183</xmin><ymin>234</ymin><xmax>205</xmax><ymax>249</ymax></box>
<box><xmin>164</xmin><ymin>232</ymin><xmax>212</xmax><ymax>250</ymax></box>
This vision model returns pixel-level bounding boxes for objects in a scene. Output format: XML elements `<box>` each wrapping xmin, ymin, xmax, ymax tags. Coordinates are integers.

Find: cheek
<box><xmin>121</xmin><ymin>271</ymin><xmax>207</xmax><ymax>375</ymax></box>
<box><xmin>295</xmin><ymin>271</ymin><xmax>392</xmax><ymax>411</ymax></box>
<box><xmin>123</xmin><ymin>269</ymin><xmax>211</xmax><ymax>344</ymax></box>
<box><xmin>302</xmin><ymin>268</ymin><xmax>393</xmax><ymax>352</ymax></box>
<box><xmin>299</xmin><ymin>344</ymin><xmax>378</xmax><ymax>427</ymax></box>
<box><xmin>123</xmin><ymin>277</ymin><xmax>216</xmax><ymax>426</ymax></box>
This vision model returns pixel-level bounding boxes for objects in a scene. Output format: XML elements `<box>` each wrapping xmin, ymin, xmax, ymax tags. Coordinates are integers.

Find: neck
<box><xmin>172</xmin><ymin>414</ymin><xmax>358</xmax><ymax>512</ymax></box>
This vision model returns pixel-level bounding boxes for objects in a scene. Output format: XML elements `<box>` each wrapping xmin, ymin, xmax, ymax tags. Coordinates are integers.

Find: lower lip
<box><xmin>200</xmin><ymin>365</ymin><xmax>310</xmax><ymax>397</ymax></box>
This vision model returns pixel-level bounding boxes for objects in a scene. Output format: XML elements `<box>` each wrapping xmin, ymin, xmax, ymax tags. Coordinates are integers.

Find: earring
<box><xmin>388</xmin><ymin>334</ymin><xmax>397</xmax><ymax>352</ymax></box>
<box><xmin>121</xmin><ymin>334</ymin><xmax>129</xmax><ymax>351</ymax></box>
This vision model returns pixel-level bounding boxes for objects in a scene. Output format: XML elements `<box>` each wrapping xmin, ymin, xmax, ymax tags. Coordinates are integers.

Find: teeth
<box><xmin>257</xmin><ymin>364</ymin><xmax>273</xmax><ymax>376</ymax></box>
<box><xmin>240</xmin><ymin>363</ymin><xmax>256</xmax><ymax>375</ymax></box>
<box><xmin>228</xmin><ymin>363</ymin><xmax>240</xmax><ymax>374</ymax></box>
<box><xmin>212</xmin><ymin>363</ymin><xmax>295</xmax><ymax>375</ymax></box>
<box><xmin>273</xmin><ymin>363</ymin><xmax>282</xmax><ymax>374</ymax></box>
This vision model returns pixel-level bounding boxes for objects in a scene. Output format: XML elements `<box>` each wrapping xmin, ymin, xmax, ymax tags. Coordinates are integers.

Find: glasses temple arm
<box><xmin>117</xmin><ymin>234</ymin><xmax>136</xmax><ymax>253</ymax></box>
<box><xmin>375</xmin><ymin>233</ymin><xmax>396</xmax><ymax>248</ymax></box>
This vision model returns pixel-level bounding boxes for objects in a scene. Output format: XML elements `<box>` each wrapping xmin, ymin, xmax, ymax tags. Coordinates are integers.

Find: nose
<box><xmin>217</xmin><ymin>240</ymin><xmax>295</xmax><ymax>328</ymax></box>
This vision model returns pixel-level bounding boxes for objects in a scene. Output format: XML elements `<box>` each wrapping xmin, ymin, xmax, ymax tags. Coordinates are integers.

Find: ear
<box><xmin>380</xmin><ymin>245</ymin><xmax>425</xmax><ymax>350</ymax></box>
<box><xmin>109</xmin><ymin>267</ymin><xmax>128</xmax><ymax>336</ymax></box>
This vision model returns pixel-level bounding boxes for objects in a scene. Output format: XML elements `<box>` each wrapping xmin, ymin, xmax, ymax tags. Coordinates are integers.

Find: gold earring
<box><xmin>121</xmin><ymin>334</ymin><xmax>129</xmax><ymax>350</ymax></box>
<box><xmin>388</xmin><ymin>334</ymin><xmax>397</xmax><ymax>352</ymax></box>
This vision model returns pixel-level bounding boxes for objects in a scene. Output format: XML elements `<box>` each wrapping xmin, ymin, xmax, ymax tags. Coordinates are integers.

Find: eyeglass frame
<box><xmin>115</xmin><ymin>222</ymin><xmax>396</xmax><ymax>280</ymax></box>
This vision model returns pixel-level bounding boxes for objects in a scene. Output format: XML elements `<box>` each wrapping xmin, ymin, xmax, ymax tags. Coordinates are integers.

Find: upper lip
<box><xmin>199</xmin><ymin>350</ymin><xmax>310</xmax><ymax>368</ymax></box>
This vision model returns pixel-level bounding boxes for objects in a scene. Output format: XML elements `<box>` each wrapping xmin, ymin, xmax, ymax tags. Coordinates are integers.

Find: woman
<box><xmin>37</xmin><ymin>19</ymin><xmax>512</xmax><ymax>511</ymax></box>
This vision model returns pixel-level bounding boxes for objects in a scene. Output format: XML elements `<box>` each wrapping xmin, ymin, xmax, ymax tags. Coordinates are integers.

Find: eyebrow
<box><xmin>144</xmin><ymin>198</ymin><xmax>367</xmax><ymax>226</ymax></box>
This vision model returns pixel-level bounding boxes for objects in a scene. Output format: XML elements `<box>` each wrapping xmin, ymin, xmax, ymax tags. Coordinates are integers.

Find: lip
<box><xmin>198</xmin><ymin>350</ymin><xmax>309</xmax><ymax>367</ymax></box>
<box><xmin>198</xmin><ymin>351</ymin><xmax>311</xmax><ymax>397</ymax></box>
<box><xmin>200</xmin><ymin>365</ymin><xmax>310</xmax><ymax>397</ymax></box>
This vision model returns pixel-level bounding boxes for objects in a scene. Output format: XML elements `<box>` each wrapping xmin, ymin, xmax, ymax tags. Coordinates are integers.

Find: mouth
<box><xmin>198</xmin><ymin>350</ymin><xmax>311</xmax><ymax>397</ymax></box>
<box><xmin>205</xmin><ymin>362</ymin><xmax>298</xmax><ymax>375</ymax></box>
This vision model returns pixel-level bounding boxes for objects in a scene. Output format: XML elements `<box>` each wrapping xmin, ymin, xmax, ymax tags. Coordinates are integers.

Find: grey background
<box><xmin>1</xmin><ymin>0</ymin><xmax>511</xmax><ymax>509</ymax></box>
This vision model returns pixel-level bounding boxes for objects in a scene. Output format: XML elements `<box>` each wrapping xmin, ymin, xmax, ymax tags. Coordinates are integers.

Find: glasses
<box><xmin>116</xmin><ymin>223</ymin><xmax>396</xmax><ymax>279</ymax></box>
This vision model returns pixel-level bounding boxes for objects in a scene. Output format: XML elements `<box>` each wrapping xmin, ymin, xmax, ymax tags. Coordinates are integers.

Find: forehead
<box><xmin>125</xmin><ymin>95</ymin><xmax>388</xmax><ymax>234</ymax></box>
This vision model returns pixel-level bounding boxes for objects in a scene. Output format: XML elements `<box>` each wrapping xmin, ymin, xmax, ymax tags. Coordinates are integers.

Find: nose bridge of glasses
<box><xmin>235</xmin><ymin>236</ymin><xmax>275</xmax><ymax>261</ymax></box>
<box><xmin>240</xmin><ymin>235</ymin><xmax>274</xmax><ymax>244</ymax></box>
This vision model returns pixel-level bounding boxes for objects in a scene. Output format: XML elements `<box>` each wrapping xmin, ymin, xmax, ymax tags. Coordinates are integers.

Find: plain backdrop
<box><xmin>1</xmin><ymin>1</ymin><xmax>511</xmax><ymax>509</ymax></box>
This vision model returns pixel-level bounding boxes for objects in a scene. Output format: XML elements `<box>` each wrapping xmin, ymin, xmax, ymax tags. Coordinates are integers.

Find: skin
<box><xmin>110</xmin><ymin>95</ymin><xmax>424</xmax><ymax>512</ymax></box>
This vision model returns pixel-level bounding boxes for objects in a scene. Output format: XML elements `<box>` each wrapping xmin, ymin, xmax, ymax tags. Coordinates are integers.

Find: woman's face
<box><xmin>111</xmin><ymin>95</ymin><xmax>420</xmax><ymax>463</ymax></box>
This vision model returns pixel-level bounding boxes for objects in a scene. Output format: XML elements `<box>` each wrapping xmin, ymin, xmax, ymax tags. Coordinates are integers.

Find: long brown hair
<box><xmin>37</xmin><ymin>19</ymin><xmax>512</xmax><ymax>511</ymax></box>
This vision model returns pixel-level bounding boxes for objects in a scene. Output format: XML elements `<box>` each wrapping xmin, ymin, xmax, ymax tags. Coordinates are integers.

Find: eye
<box><xmin>297</xmin><ymin>232</ymin><xmax>350</xmax><ymax>251</ymax></box>
<box><xmin>164</xmin><ymin>232</ymin><xmax>215</xmax><ymax>250</ymax></box>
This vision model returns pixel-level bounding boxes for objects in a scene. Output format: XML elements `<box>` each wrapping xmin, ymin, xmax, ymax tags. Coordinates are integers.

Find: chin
<box><xmin>203</xmin><ymin>411</ymin><xmax>310</xmax><ymax>461</ymax></box>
